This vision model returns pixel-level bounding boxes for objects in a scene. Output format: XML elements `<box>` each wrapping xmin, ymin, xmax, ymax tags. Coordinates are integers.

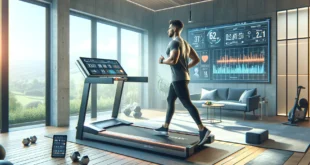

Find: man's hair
<box><xmin>169</xmin><ymin>20</ymin><xmax>184</xmax><ymax>30</ymax></box>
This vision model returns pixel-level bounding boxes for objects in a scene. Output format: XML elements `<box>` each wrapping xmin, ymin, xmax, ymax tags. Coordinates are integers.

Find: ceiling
<box><xmin>127</xmin><ymin>0</ymin><xmax>212</xmax><ymax>12</ymax></box>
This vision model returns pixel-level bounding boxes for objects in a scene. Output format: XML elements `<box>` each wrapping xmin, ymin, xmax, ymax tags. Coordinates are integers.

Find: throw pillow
<box><xmin>200</xmin><ymin>89</ymin><xmax>217</xmax><ymax>100</ymax></box>
<box><xmin>239</xmin><ymin>89</ymin><xmax>255</xmax><ymax>103</ymax></box>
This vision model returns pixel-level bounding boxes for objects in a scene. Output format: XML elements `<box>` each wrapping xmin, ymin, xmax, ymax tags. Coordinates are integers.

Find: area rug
<box><xmin>45</xmin><ymin>130</ymin><xmax>244</xmax><ymax>165</ymax></box>
<box><xmin>246</xmin><ymin>149</ymin><xmax>294</xmax><ymax>165</ymax></box>
<box><xmin>142</xmin><ymin>115</ymin><xmax>310</xmax><ymax>152</ymax></box>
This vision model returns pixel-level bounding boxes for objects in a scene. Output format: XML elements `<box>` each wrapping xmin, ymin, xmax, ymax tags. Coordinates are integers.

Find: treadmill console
<box><xmin>77</xmin><ymin>57</ymin><xmax>127</xmax><ymax>77</ymax></box>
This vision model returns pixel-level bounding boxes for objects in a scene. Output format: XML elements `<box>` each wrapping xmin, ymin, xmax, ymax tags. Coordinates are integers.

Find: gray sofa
<box><xmin>190</xmin><ymin>88</ymin><xmax>260</xmax><ymax>119</ymax></box>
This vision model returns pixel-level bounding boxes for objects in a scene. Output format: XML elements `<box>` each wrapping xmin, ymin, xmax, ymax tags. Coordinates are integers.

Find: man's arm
<box><xmin>162</xmin><ymin>49</ymin><xmax>180</xmax><ymax>65</ymax></box>
<box><xmin>188</xmin><ymin>46</ymin><xmax>200</xmax><ymax>68</ymax></box>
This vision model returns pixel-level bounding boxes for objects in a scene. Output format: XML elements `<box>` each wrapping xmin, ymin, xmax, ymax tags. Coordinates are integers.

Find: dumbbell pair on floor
<box><xmin>70</xmin><ymin>151</ymin><xmax>89</xmax><ymax>165</ymax></box>
<box><xmin>22</xmin><ymin>136</ymin><xmax>37</xmax><ymax>146</ymax></box>
<box><xmin>123</xmin><ymin>105</ymin><xmax>142</xmax><ymax>118</ymax></box>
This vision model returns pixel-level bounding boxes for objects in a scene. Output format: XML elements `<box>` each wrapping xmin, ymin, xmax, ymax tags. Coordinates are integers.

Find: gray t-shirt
<box><xmin>166</xmin><ymin>37</ymin><xmax>190</xmax><ymax>82</ymax></box>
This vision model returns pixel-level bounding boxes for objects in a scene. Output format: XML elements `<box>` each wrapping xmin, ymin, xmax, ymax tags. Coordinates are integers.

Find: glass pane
<box><xmin>69</xmin><ymin>15</ymin><xmax>91</xmax><ymax>116</ymax></box>
<box><xmin>96</xmin><ymin>23</ymin><xmax>118</xmax><ymax>114</ymax></box>
<box><xmin>288</xmin><ymin>75</ymin><xmax>297</xmax><ymax>115</ymax></box>
<box><xmin>298</xmin><ymin>39</ymin><xmax>308</xmax><ymax>75</ymax></box>
<box><xmin>277</xmin><ymin>41</ymin><xmax>286</xmax><ymax>75</ymax></box>
<box><xmin>298</xmin><ymin>75</ymin><xmax>308</xmax><ymax>102</ymax></box>
<box><xmin>277</xmin><ymin>76</ymin><xmax>286</xmax><ymax>116</ymax></box>
<box><xmin>120</xmin><ymin>29</ymin><xmax>143</xmax><ymax>122</ymax></box>
<box><xmin>288</xmin><ymin>9</ymin><xmax>297</xmax><ymax>39</ymax></box>
<box><xmin>9</xmin><ymin>0</ymin><xmax>46</xmax><ymax>125</ymax></box>
<box><xmin>287</xmin><ymin>40</ymin><xmax>297</xmax><ymax>75</ymax></box>
<box><xmin>298</xmin><ymin>8</ymin><xmax>308</xmax><ymax>38</ymax></box>
<box><xmin>277</xmin><ymin>11</ymin><xmax>287</xmax><ymax>40</ymax></box>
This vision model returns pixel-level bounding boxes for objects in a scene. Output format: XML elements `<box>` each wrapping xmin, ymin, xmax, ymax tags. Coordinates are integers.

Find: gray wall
<box><xmin>152</xmin><ymin>0</ymin><xmax>310</xmax><ymax>116</ymax></box>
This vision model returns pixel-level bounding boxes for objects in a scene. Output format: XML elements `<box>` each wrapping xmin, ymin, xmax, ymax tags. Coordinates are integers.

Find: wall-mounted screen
<box><xmin>77</xmin><ymin>57</ymin><xmax>127</xmax><ymax>77</ymax></box>
<box><xmin>188</xmin><ymin>18</ymin><xmax>271</xmax><ymax>83</ymax></box>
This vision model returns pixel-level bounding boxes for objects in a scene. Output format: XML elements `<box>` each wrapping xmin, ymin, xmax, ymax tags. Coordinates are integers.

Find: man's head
<box><xmin>168</xmin><ymin>20</ymin><xmax>184</xmax><ymax>38</ymax></box>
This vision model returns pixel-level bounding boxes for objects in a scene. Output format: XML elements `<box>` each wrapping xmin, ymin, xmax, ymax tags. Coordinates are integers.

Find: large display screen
<box><xmin>78</xmin><ymin>57</ymin><xmax>127</xmax><ymax>77</ymax></box>
<box><xmin>188</xmin><ymin>18</ymin><xmax>270</xmax><ymax>83</ymax></box>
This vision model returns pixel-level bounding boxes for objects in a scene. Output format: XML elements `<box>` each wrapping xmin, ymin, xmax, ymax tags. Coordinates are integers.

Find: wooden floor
<box><xmin>0</xmin><ymin>110</ymin><xmax>310</xmax><ymax>165</ymax></box>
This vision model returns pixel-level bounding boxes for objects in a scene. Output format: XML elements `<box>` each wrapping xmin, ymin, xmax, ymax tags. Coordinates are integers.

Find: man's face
<box><xmin>167</xmin><ymin>24</ymin><xmax>175</xmax><ymax>38</ymax></box>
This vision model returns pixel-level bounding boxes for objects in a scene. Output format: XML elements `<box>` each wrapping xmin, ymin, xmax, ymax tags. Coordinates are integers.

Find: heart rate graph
<box><xmin>212</xmin><ymin>46</ymin><xmax>268</xmax><ymax>81</ymax></box>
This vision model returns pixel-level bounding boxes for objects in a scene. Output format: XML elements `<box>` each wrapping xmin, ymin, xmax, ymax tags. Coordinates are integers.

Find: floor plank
<box><xmin>284</xmin><ymin>152</ymin><xmax>305</xmax><ymax>165</ymax></box>
<box><xmin>297</xmin><ymin>148</ymin><xmax>310</xmax><ymax>165</ymax></box>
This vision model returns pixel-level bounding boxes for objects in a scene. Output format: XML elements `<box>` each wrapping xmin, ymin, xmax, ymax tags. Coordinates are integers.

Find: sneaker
<box><xmin>198</xmin><ymin>127</ymin><xmax>211</xmax><ymax>145</ymax></box>
<box><xmin>154</xmin><ymin>126</ymin><xmax>168</xmax><ymax>136</ymax></box>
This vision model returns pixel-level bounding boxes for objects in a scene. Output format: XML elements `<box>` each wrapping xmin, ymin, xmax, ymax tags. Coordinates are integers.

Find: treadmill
<box><xmin>75</xmin><ymin>57</ymin><xmax>215</xmax><ymax>158</ymax></box>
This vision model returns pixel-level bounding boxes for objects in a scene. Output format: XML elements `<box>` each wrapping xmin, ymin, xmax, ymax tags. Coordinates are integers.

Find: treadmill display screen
<box><xmin>79</xmin><ymin>57</ymin><xmax>127</xmax><ymax>77</ymax></box>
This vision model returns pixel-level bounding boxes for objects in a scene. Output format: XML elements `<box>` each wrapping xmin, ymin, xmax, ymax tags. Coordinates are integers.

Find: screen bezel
<box><xmin>79</xmin><ymin>57</ymin><xmax>127</xmax><ymax>78</ymax></box>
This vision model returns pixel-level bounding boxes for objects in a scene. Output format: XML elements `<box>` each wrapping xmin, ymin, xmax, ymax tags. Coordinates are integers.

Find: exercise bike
<box><xmin>283</xmin><ymin>86</ymin><xmax>309</xmax><ymax>126</ymax></box>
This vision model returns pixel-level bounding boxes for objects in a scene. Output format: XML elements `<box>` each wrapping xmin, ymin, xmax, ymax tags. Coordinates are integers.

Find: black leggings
<box><xmin>165</xmin><ymin>80</ymin><xmax>202</xmax><ymax>125</ymax></box>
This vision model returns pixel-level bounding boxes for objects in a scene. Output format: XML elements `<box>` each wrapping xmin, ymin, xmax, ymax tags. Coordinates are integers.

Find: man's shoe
<box><xmin>154</xmin><ymin>126</ymin><xmax>168</xmax><ymax>136</ymax></box>
<box><xmin>198</xmin><ymin>127</ymin><xmax>211</xmax><ymax>145</ymax></box>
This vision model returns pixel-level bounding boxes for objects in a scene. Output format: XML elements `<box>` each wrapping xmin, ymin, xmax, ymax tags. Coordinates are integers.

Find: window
<box><xmin>96</xmin><ymin>23</ymin><xmax>118</xmax><ymax>112</ymax></box>
<box><xmin>277</xmin><ymin>8</ymin><xmax>309</xmax><ymax>117</ymax></box>
<box><xmin>69</xmin><ymin>15</ymin><xmax>91</xmax><ymax>115</ymax></box>
<box><xmin>120</xmin><ymin>29</ymin><xmax>143</xmax><ymax>111</ymax></box>
<box><xmin>9</xmin><ymin>0</ymin><xmax>48</xmax><ymax>126</ymax></box>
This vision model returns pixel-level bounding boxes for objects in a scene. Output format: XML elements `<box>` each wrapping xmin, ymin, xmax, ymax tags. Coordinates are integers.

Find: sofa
<box><xmin>190</xmin><ymin>88</ymin><xmax>260</xmax><ymax>119</ymax></box>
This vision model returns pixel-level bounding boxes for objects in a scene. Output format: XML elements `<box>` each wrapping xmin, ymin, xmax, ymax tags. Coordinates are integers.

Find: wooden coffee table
<box><xmin>201</xmin><ymin>103</ymin><xmax>224</xmax><ymax>123</ymax></box>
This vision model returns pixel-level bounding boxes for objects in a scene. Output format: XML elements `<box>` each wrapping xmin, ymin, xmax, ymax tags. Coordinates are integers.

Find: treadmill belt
<box><xmin>105</xmin><ymin>125</ymin><xmax>199</xmax><ymax>146</ymax></box>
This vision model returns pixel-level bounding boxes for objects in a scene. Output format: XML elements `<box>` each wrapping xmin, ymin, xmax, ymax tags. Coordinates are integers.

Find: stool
<box><xmin>246</xmin><ymin>129</ymin><xmax>269</xmax><ymax>144</ymax></box>
<box><xmin>0</xmin><ymin>160</ymin><xmax>13</xmax><ymax>165</ymax></box>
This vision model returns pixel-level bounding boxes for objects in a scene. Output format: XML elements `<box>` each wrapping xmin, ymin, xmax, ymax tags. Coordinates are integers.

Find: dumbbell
<box><xmin>22</xmin><ymin>138</ymin><xmax>31</xmax><ymax>146</ymax></box>
<box><xmin>70</xmin><ymin>151</ymin><xmax>90</xmax><ymax>165</ymax></box>
<box><xmin>30</xmin><ymin>136</ymin><xmax>37</xmax><ymax>144</ymax></box>
<box><xmin>123</xmin><ymin>107</ymin><xmax>132</xmax><ymax>116</ymax></box>
<box><xmin>0</xmin><ymin>144</ymin><xmax>6</xmax><ymax>160</ymax></box>
<box><xmin>133</xmin><ymin>106</ymin><xmax>142</xmax><ymax>118</ymax></box>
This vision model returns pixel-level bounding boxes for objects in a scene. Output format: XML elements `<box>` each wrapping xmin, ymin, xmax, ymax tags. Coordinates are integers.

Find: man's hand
<box><xmin>159</xmin><ymin>55</ymin><xmax>165</xmax><ymax>64</ymax></box>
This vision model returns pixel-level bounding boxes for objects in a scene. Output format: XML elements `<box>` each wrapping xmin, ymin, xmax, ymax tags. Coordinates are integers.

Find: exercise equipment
<box><xmin>70</xmin><ymin>151</ymin><xmax>89</xmax><ymax>165</ymax></box>
<box><xmin>0</xmin><ymin>145</ymin><xmax>5</xmax><ymax>160</ymax></box>
<box><xmin>283</xmin><ymin>86</ymin><xmax>309</xmax><ymax>126</ymax></box>
<box><xmin>70</xmin><ymin>151</ymin><xmax>80</xmax><ymax>162</ymax></box>
<box><xmin>75</xmin><ymin>57</ymin><xmax>215</xmax><ymax>158</ymax></box>
<box><xmin>123</xmin><ymin>107</ymin><xmax>131</xmax><ymax>116</ymax></box>
<box><xmin>22</xmin><ymin>138</ymin><xmax>31</xmax><ymax>146</ymax></box>
<box><xmin>80</xmin><ymin>155</ymin><xmax>90</xmax><ymax>165</ymax></box>
<box><xmin>30</xmin><ymin>136</ymin><xmax>37</xmax><ymax>143</ymax></box>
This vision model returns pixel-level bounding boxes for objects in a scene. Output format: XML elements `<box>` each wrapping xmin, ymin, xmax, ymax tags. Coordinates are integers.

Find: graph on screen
<box><xmin>188</xmin><ymin>19</ymin><xmax>270</xmax><ymax>83</ymax></box>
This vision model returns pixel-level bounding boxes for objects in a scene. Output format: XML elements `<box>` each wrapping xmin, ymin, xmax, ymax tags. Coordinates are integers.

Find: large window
<box><xmin>9</xmin><ymin>0</ymin><xmax>48</xmax><ymax>126</ymax></box>
<box><xmin>70</xmin><ymin>14</ymin><xmax>146</xmax><ymax>121</ymax></box>
<box><xmin>96</xmin><ymin>23</ymin><xmax>118</xmax><ymax>112</ymax></box>
<box><xmin>69</xmin><ymin>15</ymin><xmax>91</xmax><ymax>115</ymax></box>
<box><xmin>120</xmin><ymin>29</ymin><xmax>143</xmax><ymax>109</ymax></box>
<box><xmin>277</xmin><ymin>8</ymin><xmax>309</xmax><ymax>117</ymax></box>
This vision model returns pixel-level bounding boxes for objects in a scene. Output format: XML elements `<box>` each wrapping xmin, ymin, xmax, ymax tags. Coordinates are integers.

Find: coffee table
<box><xmin>201</xmin><ymin>103</ymin><xmax>224</xmax><ymax>123</ymax></box>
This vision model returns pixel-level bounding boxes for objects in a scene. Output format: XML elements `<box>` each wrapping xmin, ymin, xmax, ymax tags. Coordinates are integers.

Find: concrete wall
<box><xmin>152</xmin><ymin>0</ymin><xmax>310</xmax><ymax>116</ymax></box>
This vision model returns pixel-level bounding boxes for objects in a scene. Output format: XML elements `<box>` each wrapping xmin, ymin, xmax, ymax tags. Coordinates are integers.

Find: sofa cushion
<box><xmin>203</xmin><ymin>88</ymin><xmax>228</xmax><ymax>100</ymax></box>
<box><xmin>239</xmin><ymin>89</ymin><xmax>255</xmax><ymax>103</ymax></box>
<box><xmin>200</xmin><ymin>89</ymin><xmax>217</xmax><ymax>100</ymax></box>
<box><xmin>216</xmin><ymin>100</ymin><xmax>247</xmax><ymax>111</ymax></box>
<box><xmin>228</xmin><ymin>88</ymin><xmax>248</xmax><ymax>101</ymax></box>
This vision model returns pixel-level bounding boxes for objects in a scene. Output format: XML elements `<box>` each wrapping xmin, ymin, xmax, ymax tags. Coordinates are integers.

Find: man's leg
<box><xmin>154</xmin><ymin>83</ymin><xmax>177</xmax><ymax>135</ymax></box>
<box><xmin>172</xmin><ymin>80</ymin><xmax>211</xmax><ymax>145</ymax></box>
<box><xmin>165</xmin><ymin>83</ymin><xmax>178</xmax><ymax>125</ymax></box>
<box><xmin>172</xmin><ymin>81</ymin><xmax>202</xmax><ymax>126</ymax></box>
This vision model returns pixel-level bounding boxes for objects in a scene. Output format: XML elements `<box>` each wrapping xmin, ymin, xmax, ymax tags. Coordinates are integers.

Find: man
<box><xmin>155</xmin><ymin>20</ymin><xmax>211</xmax><ymax>145</ymax></box>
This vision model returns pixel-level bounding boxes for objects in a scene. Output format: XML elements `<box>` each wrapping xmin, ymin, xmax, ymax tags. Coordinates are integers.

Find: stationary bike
<box><xmin>283</xmin><ymin>86</ymin><xmax>309</xmax><ymax>126</ymax></box>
